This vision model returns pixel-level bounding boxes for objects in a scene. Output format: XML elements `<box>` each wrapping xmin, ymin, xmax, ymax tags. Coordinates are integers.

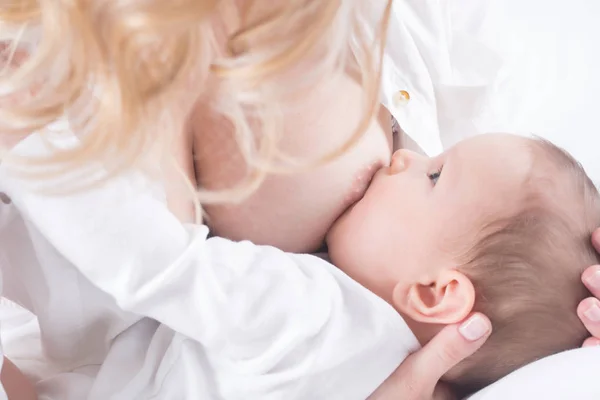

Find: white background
<box><xmin>474</xmin><ymin>0</ymin><xmax>600</xmax><ymax>182</ymax></box>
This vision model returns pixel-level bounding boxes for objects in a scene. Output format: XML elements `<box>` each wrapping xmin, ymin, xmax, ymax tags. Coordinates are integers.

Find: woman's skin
<box><xmin>367</xmin><ymin>313</ymin><xmax>491</xmax><ymax>400</ymax></box>
<box><xmin>190</xmin><ymin>70</ymin><xmax>393</xmax><ymax>253</ymax></box>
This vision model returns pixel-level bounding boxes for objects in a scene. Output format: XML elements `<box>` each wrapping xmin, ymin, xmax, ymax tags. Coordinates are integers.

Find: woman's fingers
<box><xmin>409</xmin><ymin>314</ymin><xmax>491</xmax><ymax>383</ymax></box>
<box><xmin>582</xmin><ymin>264</ymin><xmax>600</xmax><ymax>300</ymax></box>
<box><xmin>582</xmin><ymin>232</ymin><xmax>600</xmax><ymax>341</ymax></box>
<box><xmin>580</xmin><ymin>264</ymin><xmax>600</xmax><ymax>340</ymax></box>
<box><xmin>368</xmin><ymin>313</ymin><xmax>491</xmax><ymax>400</ymax></box>
<box><xmin>577</xmin><ymin>296</ymin><xmax>600</xmax><ymax>340</ymax></box>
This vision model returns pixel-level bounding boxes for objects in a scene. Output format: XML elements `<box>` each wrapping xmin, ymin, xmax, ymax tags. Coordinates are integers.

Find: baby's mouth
<box><xmin>326</xmin><ymin>161</ymin><xmax>385</xmax><ymax>249</ymax></box>
<box><xmin>343</xmin><ymin>161</ymin><xmax>384</xmax><ymax>208</ymax></box>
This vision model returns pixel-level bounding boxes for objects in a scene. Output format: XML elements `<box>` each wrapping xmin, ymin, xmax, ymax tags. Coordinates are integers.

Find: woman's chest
<box><xmin>190</xmin><ymin>71</ymin><xmax>393</xmax><ymax>252</ymax></box>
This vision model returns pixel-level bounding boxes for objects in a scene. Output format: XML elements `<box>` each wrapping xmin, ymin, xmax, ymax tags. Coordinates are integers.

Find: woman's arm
<box><xmin>1</xmin><ymin>357</ymin><xmax>37</xmax><ymax>400</ymax></box>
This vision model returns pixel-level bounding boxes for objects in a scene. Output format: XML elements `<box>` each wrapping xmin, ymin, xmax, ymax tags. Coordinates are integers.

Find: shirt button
<box><xmin>393</xmin><ymin>90</ymin><xmax>410</xmax><ymax>108</ymax></box>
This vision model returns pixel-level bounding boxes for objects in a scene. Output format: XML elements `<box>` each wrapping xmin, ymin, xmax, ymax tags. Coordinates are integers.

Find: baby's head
<box><xmin>327</xmin><ymin>133</ymin><xmax>598</xmax><ymax>394</ymax></box>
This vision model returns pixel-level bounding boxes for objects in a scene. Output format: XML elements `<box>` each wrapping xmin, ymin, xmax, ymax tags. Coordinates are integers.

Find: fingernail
<box><xmin>585</xmin><ymin>269</ymin><xmax>600</xmax><ymax>290</ymax></box>
<box><xmin>583</xmin><ymin>303</ymin><xmax>600</xmax><ymax>322</ymax></box>
<box><xmin>459</xmin><ymin>315</ymin><xmax>490</xmax><ymax>342</ymax></box>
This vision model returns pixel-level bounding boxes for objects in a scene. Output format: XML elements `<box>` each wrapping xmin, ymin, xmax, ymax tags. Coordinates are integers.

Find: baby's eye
<box><xmin>428</xmin><ymin>167</ymin><xmax>443</xmax><ymax>186</ymax></box>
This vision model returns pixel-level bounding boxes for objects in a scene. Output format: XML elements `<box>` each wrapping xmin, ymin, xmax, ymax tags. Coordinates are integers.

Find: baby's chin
<box><xmin>326</xmin><ymin>174</ymin><xmax>380</xmax><ymax>256</ymax></box>
<box><xmin>324</xmin><ymin>220</ymin><xmax>341</xmax><ymax>256</ymax></box>
<box><xmin>325</xmin><ymin>203</ymin><xmax>362</xmax><ymax>271</ymax></box>
<box><xmin>326</xmin><ymin>165</ymin><xmax>386</xmax><ymax>264</ymax></box>
<box><xmin>324</xmin><ymin>212</ymin><xmax>348</xmax><ymax>262</ymax></box>
<box><xmin>339</xmin><ymin>162</ymin><xmax>384</xmax><ymax>212</ymax></box>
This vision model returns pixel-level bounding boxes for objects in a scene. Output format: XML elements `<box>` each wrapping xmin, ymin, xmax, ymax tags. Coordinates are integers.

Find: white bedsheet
<box><xmin>470</xmin><ymin>348</ymin><xmax>600</xmax><ymax>399</ymax></box>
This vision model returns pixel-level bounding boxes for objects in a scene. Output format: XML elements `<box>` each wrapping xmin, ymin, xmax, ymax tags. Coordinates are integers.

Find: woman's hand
<box><xmin>368</xmin><ymin>313</ymin><xmax>491</xmax><ymax>400</ymax></box>
<box><xmin>578</xmin><ymin>229</ymin><xmax>600</xmax><ymax>346</ymax></box>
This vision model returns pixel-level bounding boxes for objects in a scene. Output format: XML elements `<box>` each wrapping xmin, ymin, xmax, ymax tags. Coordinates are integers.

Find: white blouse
<box><xmin>0</xmin><ymin>130</ymin><xmax>419</xmax><ymax>399</ymax></box>
<box><xmin>0</xmin><ymin>0</ymin><xmax>464</xmax><ymax>400</ymax></box>
<box><xmin>0</xmin><ymin>1</ymin><xmax>498</xmax><ymax>399</ymax></box>
<box><xmin>2</xmin><ymin>1</ymin><xmax>599</xmax><ymax>399</ymax></box>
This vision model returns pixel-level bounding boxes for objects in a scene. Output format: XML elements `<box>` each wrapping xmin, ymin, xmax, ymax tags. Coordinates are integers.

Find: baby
<box><xmin>1</xmin><ymin>132</ymin><xmax>593</xmax><ymax>399</ymax></box>
<box><xmin>327</xmin><ymin>133</ymin><xmax>598</xmax><ymax>394</ymax></box>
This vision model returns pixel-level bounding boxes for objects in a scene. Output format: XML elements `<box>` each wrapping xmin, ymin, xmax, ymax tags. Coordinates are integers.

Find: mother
<box><xmin>0</xmin><ymin>1</ymin><xmax>599</xmax><ymax>399</ymax></box>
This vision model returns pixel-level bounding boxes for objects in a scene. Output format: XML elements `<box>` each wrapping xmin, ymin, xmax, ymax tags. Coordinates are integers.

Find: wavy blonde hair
<box><xmin>0</xmin><ymin>0</ymin><xmax>392</xmax><ymax>209</ymax></box>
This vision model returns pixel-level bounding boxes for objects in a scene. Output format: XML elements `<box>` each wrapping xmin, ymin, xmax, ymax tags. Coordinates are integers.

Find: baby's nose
<box><xmin>390</xmin><ymin>149</ymin><xmax>421</xmax><ymax>174</ymax></box>
<box><xmin>390</xmin><ymin>152</ymin><xmax>406</xmax><ymax>174</ymax></box>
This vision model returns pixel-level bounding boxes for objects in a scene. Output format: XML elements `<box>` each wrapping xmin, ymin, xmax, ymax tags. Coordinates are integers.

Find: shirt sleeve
<box><xmin>0</xmin><ymin>134</ymin><xmax>419</xmax><ymax>399</ymax></box>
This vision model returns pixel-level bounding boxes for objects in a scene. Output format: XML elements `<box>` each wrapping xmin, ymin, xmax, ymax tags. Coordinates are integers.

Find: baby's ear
<box><xmin>392</xmin><ymin>269</ymin><xmax>475</xmax><ymax>325</ymax></box>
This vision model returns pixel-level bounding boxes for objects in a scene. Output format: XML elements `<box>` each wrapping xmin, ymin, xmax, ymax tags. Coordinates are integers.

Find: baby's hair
<box><xmin>447</xmin><ymin>137</ymin><xmax>599</xmax><ymax>395</ymax></box>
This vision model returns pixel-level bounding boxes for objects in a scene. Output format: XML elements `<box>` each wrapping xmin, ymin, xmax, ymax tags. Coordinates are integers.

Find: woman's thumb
<box><xmin>412</xmin><ymin>313</ymin><xmax>492</xmax><ymax>383</ymax></box>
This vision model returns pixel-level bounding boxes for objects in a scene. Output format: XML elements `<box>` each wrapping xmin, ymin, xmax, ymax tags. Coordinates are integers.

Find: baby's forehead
<box><xmin>470</xmin><ymin>135</ymin><xmax>591</xmax><ymax>225</ymax></box>
<box><xmin>436</xmin><ymin>135</ymin><xmax>537</xmax><ymax>254</ymax></box>
<box><xmin>452</xmin><ymin>134</ymin><xmax>536</xmax><ymax>195</ymax></box>
<box><xmin>440</xmin><ymin>135</ymin><xmax>598</xmax><ymax>261</ymax></box>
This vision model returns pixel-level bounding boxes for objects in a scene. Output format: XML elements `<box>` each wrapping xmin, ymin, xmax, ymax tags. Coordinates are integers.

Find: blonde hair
<box><xmin>0</xmin><ymin>0</ymin><xmax>392</xmax><ymax>210</ymax></box>
<box><xmin>447</xmin><ymin>139</ymin><xmax>598</xmax><ymax>395</ymax></box>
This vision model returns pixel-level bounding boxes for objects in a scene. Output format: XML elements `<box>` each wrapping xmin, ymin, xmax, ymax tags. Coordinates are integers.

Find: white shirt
<box><xmin>2</xmin><ymin>0</ymin><xmax>600</xmax><ymax>399</ymax></box>
<box><xmin>377</xmin><ymin>0</ymin><xmax>502</xmax><ymax>156</ymax></box>
<box><xmin>0</xmin><ymin>129</ymin><xmax>419</xmax><ymax>399</ymax></box>
<box><xmin>0</xmin><ymin>1</ymin><xmax>489</xmax><ymax>398</ymax></box>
